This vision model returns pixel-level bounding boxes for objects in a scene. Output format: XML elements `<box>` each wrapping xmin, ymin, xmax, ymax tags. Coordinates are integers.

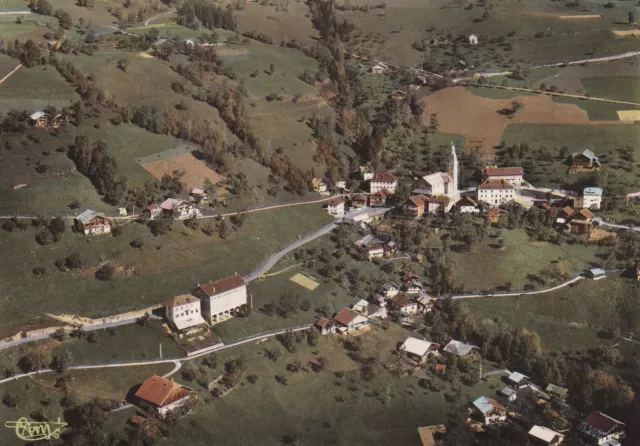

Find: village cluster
<box><xmin>320</xmin><ymin>145</ymin><xmax>606</xmax><ymax>243</ymax></box>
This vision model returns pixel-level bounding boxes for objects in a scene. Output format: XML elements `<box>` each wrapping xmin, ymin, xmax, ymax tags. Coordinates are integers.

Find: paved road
<box><xmin>244</xmin><ymin>221</ymin><xmax>337</xmax><ymax>281</ymax></box>
<box><xmin>0</xmin><ymin>325</ymin><xmax>311</xmax><ymax>386</ymax></box>
<box><xmin>0</xmin><ymin>10</ymin><xmax>31</xmax><ymax>15</ymax></box>
<box><xmin>0</xmin><ymin>63</ymin><xmax>22</xmax><ymax>85</ymax></box>
<box><xmin>593</xmin><ymin>217</ymin><xmax>640</xmax><ymax>233</ymax></box>
<box><xmin>451</xmin><ymin>275</ymin><xmax>585</xmax><ymax>300</ymax></box>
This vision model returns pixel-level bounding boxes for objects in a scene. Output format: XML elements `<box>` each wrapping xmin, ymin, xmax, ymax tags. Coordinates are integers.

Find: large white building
<box><xmin>478</xmin><ymin>179</ymin><xmax>515</xmax><ymax>206</ymax></box>
<box><xmin>483</xmin><ymin>166</ymin><xmax>524</xmax><ymax>186</ymax></box>
<box><xmin>326</xmin><ymin>198</ymin><xmax>345</xmax><ymax>218</ymax></box>
<box><xmin>577</xmin><ymin>187</ymin><xmax>603</xmax><ymax>210</ymax></box>
<box><xmin>164</xmin><ymin>294</ymin><xmax>206</xmax><ymax>332</ymax></box>
<box><xmin>415</xmin><ymin>144</ymin><xmax>460</xmax><ymax>205</ymax></box>
<box><xmin>194</xmin><ymin>275</ymin><xmax>247</xmax><ymax>324</ymax></box>
<box><xmin>370</xmin><ymin>172</ymin><xmax>397</xmax><ymax>194</ymax></box>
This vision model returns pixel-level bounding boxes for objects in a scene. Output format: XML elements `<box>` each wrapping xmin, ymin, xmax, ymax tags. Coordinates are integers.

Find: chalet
<box><xmin>577</xmin><ymin>412</ymin><xmax>625</xmax><ymax>445</ymax></box>
<box><xmin>164</xmin><ymin>294</ymin><xmax>206</xmax><ymax>332</ymax></box>
<box><xmin>472</xmin><ymin>396</ymin><xmax>507</xmax><ymax>425</ymax></box>
<box><xmin>443</xmin><ymin>340</ymin><xmax>479</xmax><ymax>358</ymax></box>
<box><xmin>545</xmin><ymin>383</ymin><xmax>568</xmax><ymax>400</ymax></box>
<box><xmin>483</xmin><ymin>166</ymin><xmax>524</xmax><ymax>186</ymax></box>
<box><xmin>500</xmin><ymin>387</ymin><xmax>518</xmax><ymax>402</ymax></box>
<box><xmin>570</xmin><ymin>210</ymin><xmax>594</xmax><ymax>235</ymax></box>
<box><xmin>144</xmin><ymin>203</ymin><xmax>162</xmax><ymax>220</ymax></box>
<box><xmin>74</xmin><ymin>210</ymin><xmax>111</xmax><ymax>236</ymax></box>
<box><xmin>326</xmin><ymin>198</ymin><xmax>345</xmax><ymax>218</ymax></box>
<box><xmin>478</xmin><ymin>179</ymin><xmax>515</xmax><ymax>206</ymax></box>
<box><xmin>389</xmin><ymin>293</ymin><xmax>419</xmax><ymax>315</ymax></box>
<box><xmin>381</xmin><ymin>281</ymin><xmax>400</xmax><ymax>298</ymax></box>
<box><xmin>159</xmin><ymin>199</ymin><xmax>201</xmax><ymax>219</ymax></box>
<box><xmin>315</xmin><ymin>317</ymin><xmax>335</xmax><ymax>335</ymax></box>
<box><xmin>134</xmin><ymin>375</ymin><xmax>194</xmax><ymax>417</ymax></box>
<box><xmin>403</xmin><ymin>277</ymin><xmax>424</xmax><ymax>294</ymax></box>
<box><xmin>572</xmin><ymin>149</ymin><xmax>601</xmax><ymax>170</ymax></box>
<box><xmin>371</xmin><ymin>62</ymin><xmax>389</xmax><ymax>75</ymax></box>
<box><xmin>192</xmin><ymin>275</ymin><xmax>247</xmax><ymax>324</ymax></box>
<box><xmin>559</xmin><ymin>207</ymin><xmax>575</xmax><ymax>219</ymax></box>
<box><xmin>388</xmin><ymin>89</ymin><xmax>407</xmax><ymax>101</ymax></box>
<box><xmin>312</xmin><ymin>178</ymin><xmax>328</xmax><ymax>193</ymax></box>
<box><xmin>586</xmin><ymin>268</ymin><xmax>606</xmax><ymax>280</ymax></box>
<box><xmin>369</xmin><ymin>190</ymin><xmax>391</xmax><ymax>207</ymax></box>
<box><xmin>456</xmin><ymin>196</ymin><xmax>479</xmax><ymax>213</ymax></box>
<box><xmin>417</xmin><ymin>294</ymin><xmax>438</xmax><ymax>313</ymax></box>
<box><xmin>356</xmin><ymin>234</ymin><xmax>386</xmax><ymax>259</ymax></box>
<box><xmin>404</xmin><ymin>194</ymin><xmax>428</xmax><ymax>218</ymax></box>
<box><xmin>350</xmin><ymin>194</ymin><xmax>368</xmax><ymax>209</ymax></box>
<box><xmin>189</xmin><ymin>187</ymin><xmax>208</xmax><ymax>203</ymax></box>
<box><xmin>528</xmin><ymin>425</ymin><xmax>564</xmax><ymax>446</ymax></box>
<box><xmin>507</xmin><ymin>371</ymin><xmax>530</xmax><ymax>388</ymax></box>
<box><xmin>426</xmin><ymin>196</ymin><xmax>451</xmax><ymax>214</ymax></box>
<box><xmin>333</xmin><ymin>308</ymin><xmax>369</xmax><ymax>334</ymax></box>
<box><xmin>398</xmin><ymin>337</ymin><xmax>440</xmax><ymax>364</ymax></box>
<box><xmin>370</xmin><ymin>172</ymin><xmax>397</xmax><ymax>194</ymax></box>
<box><xmin>29</xmin><ymin>110</ymin><xmax>64</xmax><ymax>129</ymax></box>
<box><xmin>486</xmin><ymin>207</ymin><xmax>502</xmax><ymax>224</ymax></box>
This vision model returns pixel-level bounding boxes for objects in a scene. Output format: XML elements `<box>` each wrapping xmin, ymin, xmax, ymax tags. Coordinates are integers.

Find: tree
<box><xmin>95</xmin><ymin>263</ymin><xmax>116</xmax><ymax>281</ymax></box>
<box><xmin>18</xmin><ymin>351</ymin><xmax>51</xmax><ymax>373</ymax></box>
<box><xmin>52</xmin><ymin>351</ymin><xmax>73</xmax><ymax>372</ymax></box>
<box><xmin>117</xmin><ymin>59</ymin><xmax>130</xmax><ymax>73</ymax></box>
<box><xmin>64</xmin><ymin>252</ymin><xmax>83</xmax><ymax>269</ymax></box>
<box><xmin>218</xmin><ymin>219</ymin><xmax>230</xmax><ymax>239</ymax></box>
<box><xmin>2</xmin><ymin>392</ymin><xmax>19</xmax><ymax>408</ymax></box>
<box><xmin>629</xmin><ymin>10</ymin><xmax>636</xmax><ymax>24</ymax></box>
<box><xmin>35</xmin><ymin>230</ymin><xmax>52</xmax><ymax>245</ymax></box>
<box><xmin>51</xmin><ymin>327</ymin><xmax>67</xmax><ymax>342</ymax></box>
<box><xmin>54</xmin><ymin>9</ymin><xmax>73</xmax><ymax>29</ymax></box>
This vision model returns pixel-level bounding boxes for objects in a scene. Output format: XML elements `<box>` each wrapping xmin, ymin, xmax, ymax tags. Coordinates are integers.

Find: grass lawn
<box><xmin>464</xmin><ymin>275</ymin><xmax>640</xmax><ymax>349</ymax></box>
<box><xmin>0</xmin><ymin>205</ymin><xmax>333</xmax><ymax>327</ymax></box>
<box><xmin>0</xmin><ymin>13</ymin><xmax>51</xmax><ymax>42</ymax></box>
<box><xmin>467</xmin><ymin>86</ymin><xmax>531</xmax><ymax>100</ymax></box>
<box><xmin>0</xmin><ymin>64</ymin><xmax>78</xmax><ymax>114</ymax></box>
<box><xmin>450</xmin><ymin>228</ymin><xmax>599</xmax><ymax>293</ymax></box>
<box><xmin>501</xmin><ymin>123</ymin><xmax>640</xmax><ymax>192</ymax></box>
<box><xmin>553</xmin><ymin>95</ymin><xmax>640</xmax><ymax>121</ymax></box>
<box><xmin>121</xmin><ymin>326</ymin><xmax>509</xmax><ymax>446</ymax></box>
<box><xmin>51</xmin><ymin>321</ymin><xmax>184</xmax><ymax>364</ymax></box>
<box><xmin>581</xmin><ymin>76</ymin><xmax>640</xmax><ymax>103</ymax></box>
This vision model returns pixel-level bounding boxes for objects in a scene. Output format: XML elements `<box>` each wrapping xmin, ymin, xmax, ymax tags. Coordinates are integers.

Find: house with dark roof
<box><xmin>370</xmin><ymin>172</ymin><xmax>397</xmax><ymax>194</ymax></box>
<box><xmin>528</xmin><ymin>425</ymin><xmax>564</xmax><ymax>446</ymax></box>
<box><xmin>74</xmin><ymin>210</ymin><xmax>111</xmax><ymax>236</ymax></box>
<box><xmin>350</xmin><ymin>194</ymin><xmax>368</xmax><ymax>209</ymax></box>
<box><xmin>577</xmin><ymin>412</ymin><xmax>625</xmax><ymax>445</ymax></box>
<box><xmin>572</xmin><ymin>149</ymin><xmax>601</xmax><ymax>170</ymax></box>
<box><xmin>134</xmin><ymin>375</ymin><xmax>194</xmax><ymax>417</ymax></box>
<box><xmin>333</xmin><ymin>308</ymin><xmax>369</xmax><ymax>334</ymax></box>
<box><xmin>456</xmin><ymin>196</ymin><xmax>479</xmax><ymax>213</ymax></box>
<box><xmin>389</xmin><ymin>293</ymin><xmax>419</xmax><ymax>315</ymax></box>
<box><xmin>404</xmin><ymin>194</ymin><xmax>428</xmax><ymax>218</ymax></box>
<box><xmin>164</xmin><ymin>294</ymin><xmax>206</xmax><ymax>332</ymax></box>
<box><xmin>192</xmin><ymin>275</ymin><xmax>247</xmax><ymax>324</ymax></box>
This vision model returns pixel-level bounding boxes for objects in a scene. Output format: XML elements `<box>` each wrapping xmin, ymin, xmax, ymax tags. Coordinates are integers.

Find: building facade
<box><xmin>164</xmin><ymin>295</ymin><xmax>206</xmax><ymax>332</ymax></box>
<box><xmin>370</xmin><ymin>172</ymin><xmax>397</xmax><ymax>194</ymax></box>
<box><xmin>74</xmin><ymin>210</ymin><xmax>111</xmax><ymax>235</ymax></box>
<box><xmin>483</xmin><ymin>167</ymin><xmax>524</xmax><ymax>186</ymax></box>
<box><xmin>478</xmin><ymin>179</ymin><xmax>515</xmax><ymax>206</ymax></box>
<box><xmin>193</xmin><ymin>275</ymin><xmax>248</xmax><ymax>324</ymax></box>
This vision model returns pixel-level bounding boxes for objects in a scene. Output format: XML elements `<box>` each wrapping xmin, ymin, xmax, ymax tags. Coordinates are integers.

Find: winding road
<box><xmin>593</xmin><ymin>217</ymin><xmax>640</xmax><ymax>233</ymax></box>
<box><xmin>0</xmin><ymin>325</ymin><xmax>311</xmax><ymax>386</ymax></box>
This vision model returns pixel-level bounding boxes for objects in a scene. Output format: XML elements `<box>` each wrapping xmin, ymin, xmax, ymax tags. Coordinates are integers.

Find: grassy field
<box><xmin>50</xmin><ymin>321</ymin><xmax>184</xmax><ymax>364</ymax></box>
<box><xmin>0</xmin><ymin>64</ymin><xmax>78</xmax><ymax>114</ymax></box>
<box><xmin>501</xmin><ymin>123</ymin><xmax>640</xmax><ymax>192</ymax></box>
<box><xmin>0</xmin><ymin>13</ymin><xmax>52</xmax><ymax>42</ymax></box>
<box><xmin>0</xmin><ymin>205</ymin><xmax>333</xmax><ymax>328</ymax></box>
<box><xmin>109</xmin><ymin>326</ymin><xmax>508</xmax><ymax>446</ymax></box>
<box><xmin>581</xmin><ymin>76</ymin><xmax>640</xmax><ymax>103</ymax></box>
<box><xmin>465</xmin><ymin>275</ymin><xmax>640</xmax><ymax>349</ymax></box>
<box><xmin>449</xmin><ymin>227</ymin><xmax>599</xmax><ymax>293</ymax></box>
<box><xmin>554</xmin><ymin>95</ymin><xmax>640</xmax><ymax>121</ymax></box>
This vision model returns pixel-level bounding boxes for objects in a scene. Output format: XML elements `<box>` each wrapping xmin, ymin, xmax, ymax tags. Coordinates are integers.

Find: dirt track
<box><xmin>422</xmin><ymin>87</ymin><xmax>632</xmax><ymax>154</ymax></box>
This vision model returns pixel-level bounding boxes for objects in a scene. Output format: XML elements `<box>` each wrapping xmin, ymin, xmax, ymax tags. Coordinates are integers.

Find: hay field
<box><xmin>422</xmin><ymin>86</ymin><xmax>632</xmax><ymax>154</ymax></box>
<box><xmin>617</xmin><ymin>110</ymin><xmax>640</xmax><ymax>121</ymax></box>
<box><xmin>289</xmin><ymin>273</ymin><xmax>320</xmax><ymax>291</ymax></box>
<box><xmin>141</xmin><ymin>152</ymin><xmax>224</xmax><ymax>189</ymax></box>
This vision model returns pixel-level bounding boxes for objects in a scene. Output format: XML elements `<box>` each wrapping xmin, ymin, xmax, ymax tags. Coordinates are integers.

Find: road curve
<box><xmin>451</xmin><ymin>275</ymin><xmax>585</xmax><ymax>300</ymax></box>
<box><xmin>0</xmin><ymin>325</ymin><xmax>311</xmax><ymax>386</ymax></box>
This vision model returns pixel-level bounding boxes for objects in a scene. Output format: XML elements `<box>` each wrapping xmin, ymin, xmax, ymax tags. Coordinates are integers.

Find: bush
<box><xmin>95</xmin><ymin>263</ymin><xmax>116</xmax><ymax>281</ymax></box>
<box><xmin>130</xmin><ymin>238</ymin><xmax>144</xmax><ymax>249</ymax></box>
<box><xmin>111</xmin><ymin>226</ymin><xmax>123</xmax><ymax>237</ymax></box>
<box><xmin>1</xmin><ymin>220</ymin><xmax>16</xmax><ymax>232</ymax></box>
<box><xmin>64</xmin><ymin>252</ymin><xmax>83</xmax><ymax>269</ymax></box>
<box><xmin>35</xmin><ymin>230</ymin><xmax>52</xmax><ymax>245</ymax></box>
<box><xmin>32</xmin><ymin>266</ymin><xmax>46</xmax><ymax>276</ymax></box>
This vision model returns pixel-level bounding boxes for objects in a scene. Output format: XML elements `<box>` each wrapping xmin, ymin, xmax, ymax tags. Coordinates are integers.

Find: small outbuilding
<box><xmin>586</xmin><ymin>268</ymin><xmax>606</xmax><ymax>280</ymax></box>
<box><xmin>507</xmin><ymin>371</ymin><xmax>529</xmax><ymax>388</ymax></box>
<box><xmin>468</xmin><ymin>34</ymin><xmax>479</xmax><ymax>45</ymax></box>
<box><xmin>528</xmin><ymin>425</ymin><xmax>564</xmax><ymax>446</ymax></box>
<box><xmin>472</xmin><ymin>396</ymin><xmax>507</xmax><ymax>425</ymax></box>
<box><xmin>500</xmin><ymin>386</ymin><xmax>518</xmax><ymax>401</ymax></box>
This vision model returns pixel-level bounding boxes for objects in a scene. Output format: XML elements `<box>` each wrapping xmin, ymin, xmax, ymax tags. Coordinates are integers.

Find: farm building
<box><xmin>369</xmin><ymin>190</ymin><xmax>392</xmax><ymax>207</ymax></box>
<box><xmin>443</xmin><ymin>340</ymin><xmax>479</xmax><ymax>358</ymax></box>
<box><xmin>426</xmin><ymin>196</ymin><xmax>452</xmax><ymax>214</ymax></box>
<box><xmin>577</xmin><ymin>412</ymin><xmax>625</xmax><ymax>445</ymax></box>
<box><xmin>315</xmin><ymin>317</ymin><xmax>335</xmax><ymax>335</ymax></box>
<box><xmin>471</xmin><ymin>396</ymin><xmax>507</xmax><ymax>425</ymax></box>
<box><xmin>500</xmin><ymin>387</ymin><xmax>517</xmax><ymax>402</ymax></box>
<box><xmin>507</xmin><ymin>371</ymin><xmax>530</xmax><ymax>388</ymax></box>
<box><xmin>189</xmin><ymin>187</ymin><xmax>208</xmax><ymax>203</ymax></box>
<box><xmin>486</xmin><ymin>207</ymin><xmax>502</xmax><ymax>224</ymax></box>
<box><xmin>482</xmin><ymin>166</ymin><xmax>524</xmax><ymax>186</ymax></box>
<box><xmin>528</xmin><ymin>425</ymin><xmax>564</xmax><ymax>446</ymax></box>
<box><xmin>578</xmin><ymin>187</ymin><xmax>603</xmax><ymax>210</ymax></box>
<box><xmin>371</xmin><ymin>62</ymin><xmax>389</xmax><ymax>75</ymax></box>
<box><xmin>326</xmin><ymin>198</ymin><xmax>345</xmax><ymax>218</ymax></box>
<box><xmin>586</xmin><ymin>268</ymin><xmax>606</xmax><ymax>280</ymax></box>
<box><xmin>164</xmin><ymin>294</ymin><xmax>206</xmax><ymax>332</ymax></box>
<box><xmin>456</xmin><ymin>196</ymin><xmax>479</xmax><ymax>213</ymax></box>
<box><xmin>74</xmin><ymin>210</ymin><xmax>111</xmax><ymax>236</ymax></box>
<box><xmin>159</xmin><ymin>199</ymin><xmax>201</xmax><ymax>219</ymax></box>
<box><xmin>144</xmin><ymin>203</ymin><xmax>162</xmax><ymax>220</ymax></box>
<box><xmin>350</xmin><ymin>194</ymin><xmax>368</xmax><ymax>209</ymax></box>
<box><xmin>381</xmin><ymin>281</ymin><xmax>400</xmax><ymax>298</ymax></box>
<box><xmin>398</xmin><ymin>337</ymin><xmax>440</xmax><ymax>364</ymax></box>
<box><xmin>193</xmin><ymin>275</ymin><xmax>247</xmax><ymax>324</ymax></box>
<box><xmin>545</xmin><ymin>383</ymin><xmax>568</xmax><ymax>400</ymax></box>
<box><xmin>312</xmin><ymin>178</ymin><xmax>328</xmax><ymax>193</ymax></box>
<box><xmin>134</xmin><ymin>375</ymin><xmax>194</xmax><ymax>417</ymax></box>
<box><xmin>571</xmin><ymin>150</ymin><xmax>601</xmax><ymax>171</ymax></box>
<box><xmin>404</xmin><ymin>194</ymin><xmax>428</xmax><ymax>218</ymax></box>
<box><xmin>468</xmin><ymin>34</ymin><xmax>478</xmax><ymax>45</ymax></box>
<box><xmin>29</xmin><ymin>110</ymin><xmax>64</xmax><ymax>128</ymax></box>
<box><xmin>355</xmin><ymin>234</ymin><xmax>386</xmax><ymax>259</ymax></box>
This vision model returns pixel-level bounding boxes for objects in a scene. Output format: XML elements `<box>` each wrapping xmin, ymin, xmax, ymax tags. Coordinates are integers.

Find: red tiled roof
<box><xmin>484</xmin><ymin>167</ymin><xmax>524</xmax><ymax>177</ymax></box>
<box><xmin>583</xmin><ymin>412</ymin><xmax>624</xmax><ymax>434</ymax></box>
<box><xmin>198</xmin><ymin>275</ymin><xmax>245</xmax><ymax>297</ymax></box>
<box><xmin>164</xmin><ymin>294</ymin><xmax>199</xmax><ymax>308</ymax></box>
<box><xmin>541</xmin><ymin>203</ymin><xmax>552</xmax><ymax>211</ymax></box>
<box><xmin>130</xmin><ymin>416</ymin><xmax>146</xmax><ymax>425</ymax></box>
<box><xmin>391</xmin><ymin>293</ymin><xmax>412</xmax><ymax>307</ymax></box>
<box><xmin>579</xmin><ymin>209</ymin><xmax>594</xmax><ymax>220</ymax></box>
<box><xmin>328</xmin><ymin>198</ymin><xmax>344</xmax><ymax>206</ymax></box>
<box><xmin>316</xmin><ymin>317</ymin><xmax>330</xmax><ymax>328</ymax></box>
<box><xmin>372</xmin><ymin>172</ymin><xmax>397</xmax><ymax>183</ymax></box>
<box><xmin>334</xmin><ymin>308</ymin><xmax>358</xmax><ymax>326</ymax></box>
<box><xmin>409</xmin><ymin>194</ymin><xmax>428</xmax><ymax>207</ymax></box>
<box><xmin>135</xmin><ymin>376</ymin><xmax>191</xmax><ymax>407</ymax></box>
<box><xmin>353</xmin><ymin>194</ymin><xmax>367</xmax><ymax>202</ymax></box>
<box><xmin>456</xmin><ymin>196</ymin><xmax>476</xmax><ymax>206</ymax></box>
<box><xmin>561</xmin><ymin>207</ymin><xmax>575</xmax><ymax>217</ymax></box>
<box><xmin>487</xmin><ymin>208</ymin><xmax>500</xmax><ymax>217</ymax></box>
<box><xmin>427</xmin><ymin>196</ymin><xmax>450</xmax><ymax>204</ymax></box>
<box><xmin>478</xmin><ymin>179</ymin><xmax>514</xmax><ymax>190</ymax></box>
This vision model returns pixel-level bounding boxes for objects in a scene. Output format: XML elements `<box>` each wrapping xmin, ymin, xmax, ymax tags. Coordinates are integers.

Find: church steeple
<box><xmin>450</xmin><ymin>142</ymin><xmax>459</xmax><ymax>198</ymax></box>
